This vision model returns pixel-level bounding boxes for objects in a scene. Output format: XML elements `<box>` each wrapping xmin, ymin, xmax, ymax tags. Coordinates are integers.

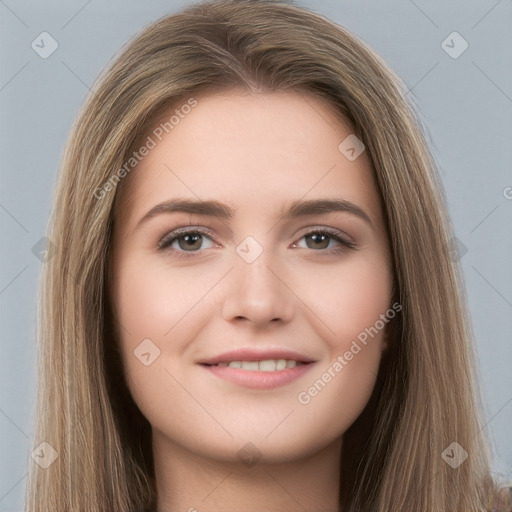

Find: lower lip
<box><xmin>200</xmin><ymin>363</ymin><xmax>316</xmax><ymax>389</ymax></box>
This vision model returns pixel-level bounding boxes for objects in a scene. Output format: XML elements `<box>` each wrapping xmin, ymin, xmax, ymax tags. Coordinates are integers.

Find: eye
<box><xmin>157</xmin><ymin>226</ymin><xmax>356</xmax><ymax>258</ymax></box>
<box><xmin>158</xmin><ymin>227</ymin><xmax>216</xmax><ymax>256</ymax></box>
<box><xmin>293</xmin><ymin>228</ymin><xmax>356</xmax><ymax>254</ymax></box>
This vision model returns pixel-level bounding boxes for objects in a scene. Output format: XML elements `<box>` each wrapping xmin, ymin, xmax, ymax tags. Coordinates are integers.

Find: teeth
<box><xmin>276</xmin><ymin>359</ymin><xmax>287</xmax><ymax>370</ymax></box>
<box><xmin>215</xmin><ymin>359</ymin><xmax>302</xmax><ymax>371</ymax></box>
<box><xmin>259</xmin><ymin>360</ymin><xmax>276</xmax><ymax>372</ymax></box>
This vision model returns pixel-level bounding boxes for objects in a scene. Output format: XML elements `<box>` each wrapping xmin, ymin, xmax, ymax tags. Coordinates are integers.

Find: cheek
<box><xmin>292</xmin><ymin>343</ymin><xmax>381</xmax><ymax>456</ymax></box>
<box><xmin>110</xmin><ymin>257</ymin><xmax>183</xmax><ymax>388</ymax></box>
<box><xmin>303</xmin><ymin>249</ymin><xmax>393</xmax><ymax>352</ymax></box>
<box><xmin>293</xmin><ymin>267</ymin><xmax>392</xmax><ymax>442</ymax></box>
<box><xmin>292</xmin><ymin>254</ymin><xmax>392</xmax><ymax>417</ymax></box>
<box><xmin>113</xmin><ymin>256</ymin><xmax>198</xmax><ymax>345</ymax></box>
<box><xmin>335</xmin><ymin>266</ymin><xmax>392</xmax><ymax>346</ymax></box>
<box><xmin>110</xmin><ymin>256</ymin><xmax>218</xmax><ymax>415</ymax></box>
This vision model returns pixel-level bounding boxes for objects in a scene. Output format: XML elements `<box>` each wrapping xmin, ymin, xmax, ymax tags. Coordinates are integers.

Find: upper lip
<box><xmin>198</xmin><ymin>348</ymin><xmax>317</xmax><ymax>365</ymax></box>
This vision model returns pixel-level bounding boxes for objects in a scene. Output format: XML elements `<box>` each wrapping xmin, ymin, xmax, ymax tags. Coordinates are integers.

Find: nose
<box><xmin>221</xmin><ymin>250</ymin><xmax>295</xmax><ymax>328</ymax></box>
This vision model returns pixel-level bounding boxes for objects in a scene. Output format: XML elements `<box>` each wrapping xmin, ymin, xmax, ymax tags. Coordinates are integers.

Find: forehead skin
<box><xmin>110</xmin><ymin>89</ymin><xmax>390</xmax><ymax>266</ymax></box>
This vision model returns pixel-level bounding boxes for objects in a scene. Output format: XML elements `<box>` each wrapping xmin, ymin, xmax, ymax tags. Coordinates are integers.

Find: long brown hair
<box><xmin>25</xmin><ymin>1</ymin><xmax>497</xmax><ymax>510</ymax></box>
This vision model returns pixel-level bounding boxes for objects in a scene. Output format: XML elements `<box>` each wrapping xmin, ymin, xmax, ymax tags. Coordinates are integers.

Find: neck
<box><xmin>153</xmin><ymin>432</ymin><xmax>342</xmax><ymax>512</ymax></box>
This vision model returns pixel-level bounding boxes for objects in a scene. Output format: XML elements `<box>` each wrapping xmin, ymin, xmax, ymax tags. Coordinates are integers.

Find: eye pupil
<box><xmin>307</xmin><ymin>233</ymin><xmax>329</xmax><ymax>250</ymax></box>
<box><xmin>179</xmin><ymin>234</ymin><xmax>202</xmax><ymax>250</ymax></box>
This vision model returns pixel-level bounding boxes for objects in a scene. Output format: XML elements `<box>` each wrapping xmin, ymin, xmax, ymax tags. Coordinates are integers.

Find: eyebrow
<box><xmin>133</xmin><ymin>197</ymin><xmax>375</xmax><ymax>232</ymax></box>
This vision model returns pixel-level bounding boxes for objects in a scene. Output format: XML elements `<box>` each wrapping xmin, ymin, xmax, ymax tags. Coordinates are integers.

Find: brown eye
<box><xmin>304</xmin><ymin>232</ymin><xmax>331</xmax><ymax>250</ymax></box>
<box><xmin>174</xmin><ymin>233</ymin><xmax>203</xmax><ymax>251</ymax></box>
<box><xmin>295</xmin><ymin>229</ymin><xmax>356</xmax><ymax>253</ymax></box>
<box><xmin>158</xmin><ymin>229</ymin><xmax>215</xmax><ymax>254</ymax></box>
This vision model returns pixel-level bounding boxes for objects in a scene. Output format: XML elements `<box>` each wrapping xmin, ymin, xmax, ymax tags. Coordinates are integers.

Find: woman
<box><xmin>25</xmin><ymin>0</ymin><xmax>506</xmax><ymax>510</ymax></box>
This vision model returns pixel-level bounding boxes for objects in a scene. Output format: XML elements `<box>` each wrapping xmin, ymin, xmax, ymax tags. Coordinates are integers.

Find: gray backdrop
<box><xmin>1</xmin><ymin>1</ymin><xmax>511</xmax><ymax>509</ymax></box>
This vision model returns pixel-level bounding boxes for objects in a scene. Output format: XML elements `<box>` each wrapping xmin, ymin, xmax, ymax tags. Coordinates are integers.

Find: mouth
<box><xmin>197</xmin><ymin>348</ymin><xmax>317</xmax><ymax>388</ymax></box>
<box><xmin>199</xmin><ymin>354</ymin><xmax>316</xmax><ymax>389</ymax></box>
<box><xmin>201</xmin><ymin>359</ymin><xmax>312</xmax><ymax>372</ymax></box>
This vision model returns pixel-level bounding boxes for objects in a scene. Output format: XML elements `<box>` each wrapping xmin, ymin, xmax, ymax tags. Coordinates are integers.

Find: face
<box><xmin>109</xmin><ymin>90</ymin><xmax>394</xmax><ymax>464</ymax></box>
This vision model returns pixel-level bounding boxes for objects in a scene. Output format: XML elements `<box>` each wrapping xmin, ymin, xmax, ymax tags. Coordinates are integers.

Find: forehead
<box><xmin>116</xmin><ymin>90</ymin><xmax>381</xmax><ymax>230</ymax></box>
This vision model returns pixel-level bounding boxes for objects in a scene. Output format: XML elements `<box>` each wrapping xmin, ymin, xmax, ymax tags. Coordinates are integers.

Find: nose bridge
<box><xmin>221</xmin><ymin>239</ymin><xmax>294</xmax><ymax>325</ymax></box>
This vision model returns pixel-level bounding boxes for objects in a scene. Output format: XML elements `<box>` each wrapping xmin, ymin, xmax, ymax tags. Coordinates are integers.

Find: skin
<box><xmin>109</xmin><ymin>90</ymin><xmax>394</xmax><ymax>512</ymax></box>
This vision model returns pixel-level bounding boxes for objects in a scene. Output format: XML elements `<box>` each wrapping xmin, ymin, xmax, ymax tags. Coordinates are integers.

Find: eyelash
<box><xmin>157</xmin><ymin>225</ymin><xmax>357</xmax><ymax>258</ymax></box>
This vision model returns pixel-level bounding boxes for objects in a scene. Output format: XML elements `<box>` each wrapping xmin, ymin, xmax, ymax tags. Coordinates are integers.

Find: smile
<box><xmin>200</xmin><ymin>360</ymin><xmax>315</xmax><ymax>389</ymax></box>
<box><xmin>204</xmin><ymin>359</ymin><xmax>306</xmax><ymax>371</ymax></box>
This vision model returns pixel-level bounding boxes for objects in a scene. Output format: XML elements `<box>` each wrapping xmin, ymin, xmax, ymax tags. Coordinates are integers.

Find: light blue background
<box><xmin>1</xmin><ymin>1</ymin><xmax>511</xmax><ymax>510</ymax></box>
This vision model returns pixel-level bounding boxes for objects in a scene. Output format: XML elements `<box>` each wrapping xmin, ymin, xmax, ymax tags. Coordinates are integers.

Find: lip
<box><xmin>200</xmin><ymin>361</ymin><xmax>316</xmax><ymax>390</ymax></box>
<box><xmin>197</xmin><ymin>348</ymin><xmax>318</xmax><ymax>390</ymax></box>
<box><xmin>197</xmin><ymin>348</ymin><xmax>317</xmax><ymax>366</ymax></box>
